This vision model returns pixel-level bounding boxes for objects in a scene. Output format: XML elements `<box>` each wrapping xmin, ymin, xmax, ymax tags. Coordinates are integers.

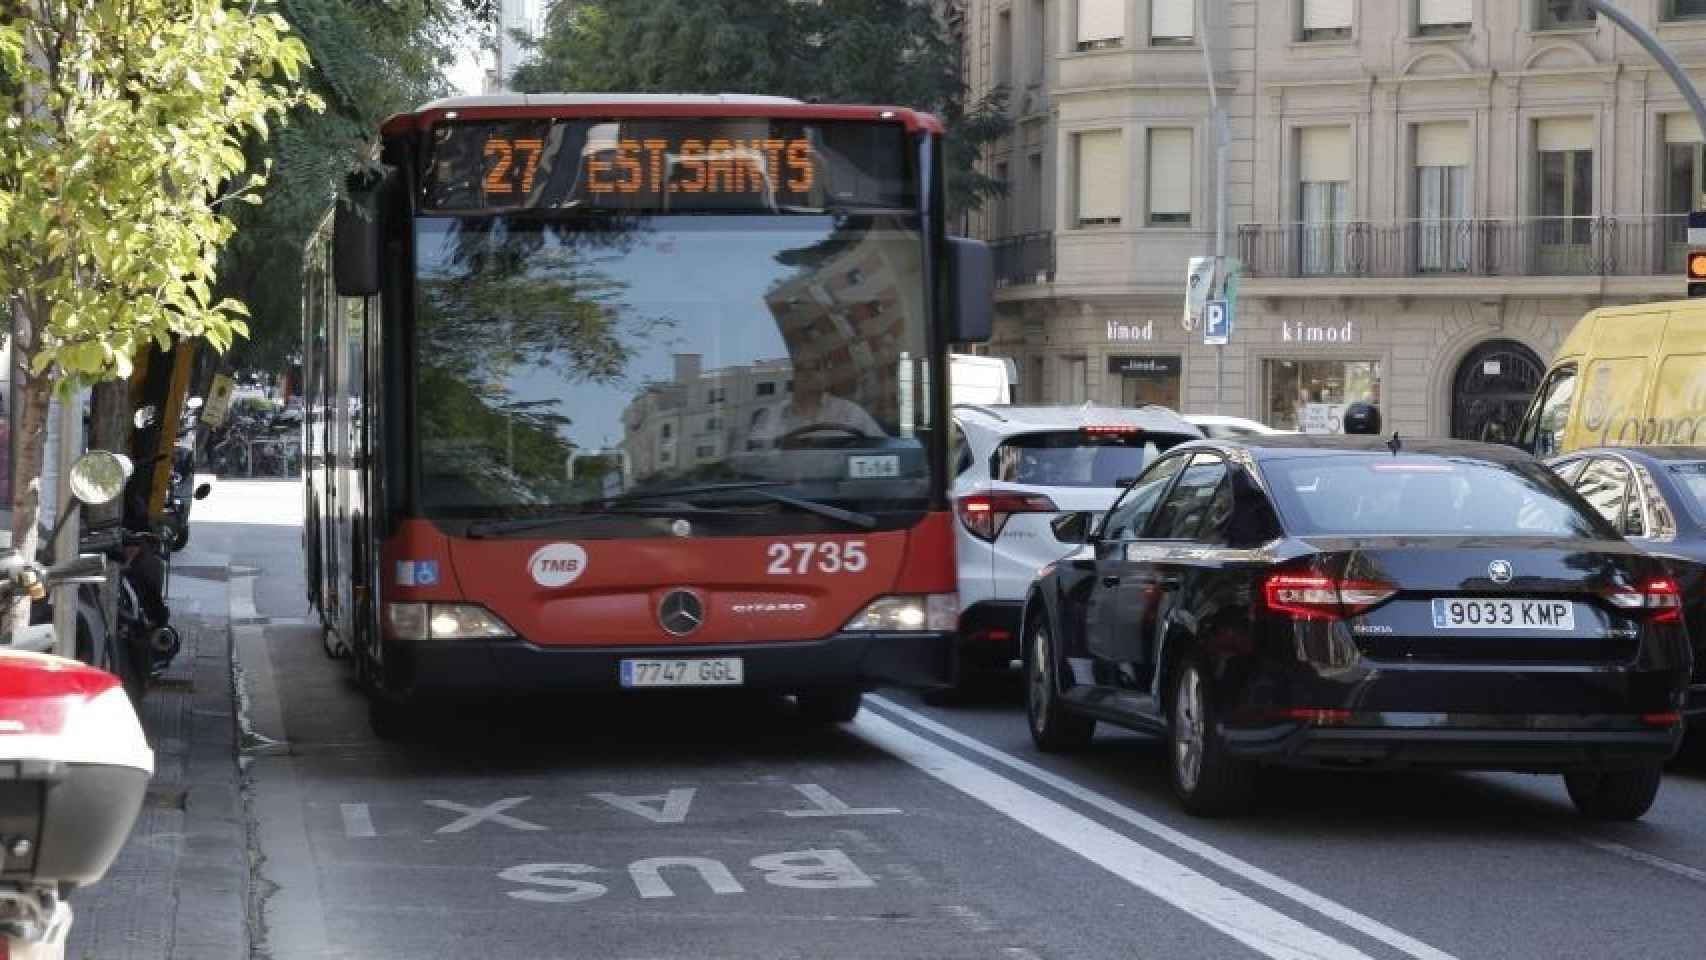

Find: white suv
<box><xmin>948</xmin><ymin>404</ymin><xmax>1201</xmax><ymax>691</ymax></box>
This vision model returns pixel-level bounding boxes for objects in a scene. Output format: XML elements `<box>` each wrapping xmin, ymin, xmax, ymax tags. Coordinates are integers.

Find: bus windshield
<box><xmin>412</xmin><ymin>213</ymin><xmax>935</xmax><ymax>533</ymax></box>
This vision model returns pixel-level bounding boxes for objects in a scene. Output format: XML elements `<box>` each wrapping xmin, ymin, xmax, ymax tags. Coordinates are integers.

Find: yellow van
<box><xmin>1516</xmin><ymin>300</ymin><xmax>1706</xmax><ymax>456</ymax></box>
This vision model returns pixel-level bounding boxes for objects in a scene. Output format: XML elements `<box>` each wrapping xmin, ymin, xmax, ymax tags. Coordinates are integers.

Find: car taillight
<box><xmin>1605</xmin><ymin>577</ymin><xmax>1683</xmax><ymax>622</ymax></box>
<box><xmin>957</xmin><ymin>492</ymin><xmax>1059</xmax><ymax>542</ymax></box>
<box><xmin>1082</xmin><ymin>426</ymin><xmax>1139</xmax><ymax>436</ymax></box>
<box><xmin>1263</xmin><ymin>573</ymin><xmax>1396</xmax><ymax>620</ymax></box>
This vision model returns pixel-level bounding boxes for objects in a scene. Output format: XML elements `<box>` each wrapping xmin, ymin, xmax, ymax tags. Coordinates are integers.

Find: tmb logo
<box><xmin>529</xmin><ymin>543</ymin><xmax>589</xmax><ymax>588</ymax></box>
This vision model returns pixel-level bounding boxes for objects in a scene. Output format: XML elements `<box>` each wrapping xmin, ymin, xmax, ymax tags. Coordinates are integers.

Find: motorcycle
<box><xmin>159</xmin><ymin>400</ymin><xmax>209</xmax><ymax>553</ymax></box>
<box><xmin>0</xmin><ymin>452</ymin><xmax>154</xmax><ymax>960</ymax></box>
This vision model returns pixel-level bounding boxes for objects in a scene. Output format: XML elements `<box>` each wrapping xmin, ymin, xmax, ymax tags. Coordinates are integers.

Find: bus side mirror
<box><xmin>333</xmin><ymin>173</ymin><xmax>384</xmax><ymax>297</ymax></box>
<box><xmin>947</xmin><ymin>237</ymin><xmax>993</xmax><ymax>344</ymax></box>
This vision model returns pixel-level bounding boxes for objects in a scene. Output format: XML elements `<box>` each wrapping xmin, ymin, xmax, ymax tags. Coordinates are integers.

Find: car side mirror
<box><xmin>333</xmin><ymin>171</ymin><xmax>385</xmax><ymax>297</ymax></box>
<box><xmin>1052</xmin><ymin>511</ymin><xmax>1095</xmax><ymax>545</ymax></box>
<box><xmin>193</xmin><ymin>483</ymin><xmax>212</xmax><ymax>501</ymax></box>
<box><xmin>947</xmin><ymin>237</ymin><xmax>992</xmax><ymax>343</ymax></box>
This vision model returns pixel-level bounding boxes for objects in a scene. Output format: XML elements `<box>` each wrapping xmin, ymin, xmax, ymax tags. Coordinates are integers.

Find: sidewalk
<box><xmin>63</xmin><ymin>550</ymin><xmax>250</xmax><ymax>960</ymax></box>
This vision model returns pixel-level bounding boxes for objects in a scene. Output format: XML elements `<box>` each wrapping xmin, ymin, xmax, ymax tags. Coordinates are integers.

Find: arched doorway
<box><xmin>1450</xmin><ymin>340</ymin><xmax>1545</xmax><ymax>444</ymax></box>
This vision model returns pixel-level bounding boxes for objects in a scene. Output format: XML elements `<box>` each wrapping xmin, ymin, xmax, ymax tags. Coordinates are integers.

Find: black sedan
<box><xmin>1547</xmin><ymin>446</ymin><xmax>1706</xmax><ymax>752</ymax></box>
<box><xmin>1022</xmin><ymin>437</ymin><xmax>1691</xmax><ymax>819</ymax></box>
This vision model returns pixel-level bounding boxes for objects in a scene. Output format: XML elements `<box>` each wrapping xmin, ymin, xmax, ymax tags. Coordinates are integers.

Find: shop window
<box><xmin>1076</xmin><ymin>0</ymin><xmax>1123</xmax><ymax>50</ymax></box>
<box><xmin>1416</xmin><ymin>0</ymin><xmax>1470</xmax><ymax>36</ymax></box>
<box><xmin>1298</xmin><ymin>126</ymin><xmax>1351</xmax><ymax>275</ymax></box>
<box><xmin>1264</xmin><ymin>359</ymin><xmax>1382</xmax><ymax>433</ymax></box>
<box><xmin>1536</xmin><ymin>0</ymin><xmax>1594</xmax><ymax>29</ymax></box>
<box><xmin>1148</xmin><ymin>128</ymin><xmax>1193</xmax><ymax>226</ymax></box>
<box><xmin>756</xmin><ymin>381</ymin><xmax>776</xmax><ymax>396</ymax></box>
<box><xmin>1075</xmin><ymin>130</ymin><xmax>1124</xmax><ymax>227</ymax></box>
<box><xmin>1535</xmin><ymin>117</ymin><xmax>1594</xmax><ymax>273</ymax></box>
<box><xmin>1414</xmin><ymin>123</ymin><xmax>1469</xmax><ymax>273</ymax></box>
<box><xmin>1151</xmin><ymin>0</ymin><xmax>1195</xmax><ymax>46</ymax></box>
<box><xmin>1300</xmin><ymin>0</ymin><xmax>1353</xmax><ymax>41</ymax></box>
<box><xmin>1665</xmin><ymin>0</ymin><xmax>1706</xmax><ymax>21</ymax></box>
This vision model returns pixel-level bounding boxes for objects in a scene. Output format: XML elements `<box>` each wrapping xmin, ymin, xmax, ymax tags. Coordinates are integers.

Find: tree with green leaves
<box><xmin>0</xmin><ymin>0</ymin><xmax>319</xmax><ymax>633</ymax></box>
<box><xmin>510</xmin><ymin>0</ymin><xmax>1010</xmax><ymax>216</ymax></box>
<box><xmin>215</xmin><ymin>0</ymin><xmax>464</xmax><ymax>377</ymax></box>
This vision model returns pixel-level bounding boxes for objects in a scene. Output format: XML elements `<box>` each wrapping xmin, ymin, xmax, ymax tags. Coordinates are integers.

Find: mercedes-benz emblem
<box><xmin>1488</xmin><ymin>560</ymin><xmax>1513</xmax><ymax>584</ymax></box>
<box><xmin>671</xmin><ymin>518</ymin><xmax>693</xmax><ymax>538</ymax></box>
<box><xmin>658</xmin><ymin>590</ymin><xmax>705</xmax><ymax>636</ymax></box>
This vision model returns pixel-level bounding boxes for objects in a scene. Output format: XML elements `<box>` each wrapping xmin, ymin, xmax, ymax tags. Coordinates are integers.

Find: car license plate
<box><xmin>1430</xmin><ymin>598</ymin><xmax>1576</xmax><ymax>631</ymax></box>
<box><xmin>620</xmin><ymin>658</ymin><xmax>744</xmax><ymax>688</ymax></box>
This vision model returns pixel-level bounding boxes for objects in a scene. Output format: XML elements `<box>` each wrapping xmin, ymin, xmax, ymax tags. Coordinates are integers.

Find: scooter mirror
<box><xmin>194</xmin><ymin>483</ymin><xmax>212</xmax><ymax>500</ymax></box>
<box><xmin>68</xmin><ymin>451</ymin><xmax>132</xmax><ymax>506</ymax></box>
<box><xmin>133</xmin><ymin>405</ymin><xmax>159</xmax><ymax>430</ymax></box>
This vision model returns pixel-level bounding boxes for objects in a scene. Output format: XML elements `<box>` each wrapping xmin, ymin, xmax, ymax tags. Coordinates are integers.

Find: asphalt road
<box><xmin>195</xmin><ymin>480</ymin><xmax>1706</xmax><ymax>960</ymax></box>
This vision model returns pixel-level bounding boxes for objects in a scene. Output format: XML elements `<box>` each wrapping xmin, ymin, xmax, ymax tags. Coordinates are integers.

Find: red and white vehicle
<box><xmin>301</xmin><ymin>94</ymin><xmax>992</xmax><ymax>734</ymax></box>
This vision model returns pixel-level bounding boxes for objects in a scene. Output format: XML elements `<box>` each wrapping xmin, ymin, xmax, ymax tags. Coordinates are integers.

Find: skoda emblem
<box><xmin>1488</xmin><ymin>560</ymin><xmax>1513</xmax><ymax>584</ymax></box>
<box><xmin>671</xmin><ymin>519</ymin><xmax>693</xmax><ymax>538</ymax></box>
<box><xmin>658</xmin><ymin>590</ymin><xmax>705</xmax><ymax>636</ymax></box>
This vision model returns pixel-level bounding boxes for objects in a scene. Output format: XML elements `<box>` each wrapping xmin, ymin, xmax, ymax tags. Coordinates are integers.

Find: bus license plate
<box><xmin>620</xmin><ymin>658</ymin><xmax>744</xmax><ymax>688</ymax></box>
<box><xmin>1430</xmin><ymin>598</ymin><xmax>1576</xmax><ymax>631</ymax></box>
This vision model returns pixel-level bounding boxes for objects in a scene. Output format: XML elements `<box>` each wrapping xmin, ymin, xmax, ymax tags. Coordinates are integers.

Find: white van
<box><xmin>950</xmin><ymin>354</ymin><xmax>1016</xmax><ymax>406</ymax></box>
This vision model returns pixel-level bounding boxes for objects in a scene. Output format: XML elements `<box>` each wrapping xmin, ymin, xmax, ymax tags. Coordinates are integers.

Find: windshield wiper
<box><xmin>464</xmin><ymin>502</ymin><xmax>748</xmax><ymax>539</ymax></box>
<box><xmin>601</xmin><ymin>482</ymin><xmax>879</xmax><ymax>531</ymax></box>
<box><xmin>463</xmin><ymin>483</ymin><xmax>877</xmax><ymax>538</ymax></box>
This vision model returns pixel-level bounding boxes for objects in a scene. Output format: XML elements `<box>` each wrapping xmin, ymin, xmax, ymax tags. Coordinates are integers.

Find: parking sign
<box><xmin>1203</xmin><ymin>300</ymin><xmax>1230</xmax><ymax>345</ymax></box>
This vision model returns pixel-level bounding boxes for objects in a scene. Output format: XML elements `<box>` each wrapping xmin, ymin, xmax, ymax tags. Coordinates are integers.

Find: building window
<box><xmin>1535</xmin><ymin>117</ymin><xmax>1595</xmax><ymax>272</ymax></box>
<box><xmin>1025</xmin><ymin>152</ymin><xmax>1045</xmax><ymax>233</ymax></box>
<box><xmin>1665</xmin><ymin>114</ymin><xmax>1701</xmax><ymax>270</ymax></box>
<box><xmin>1061</xmin><ymin>356</ymin><xmax>1088</xmax><ymax>404</ymax></box>
<box><xmin>1300</xmin><ymin>0</ymin><xmax>1353</xmax><ymax>41</ymax></box>
<box><xmin>1414</xmin><ymin>123</ymin><xmax>1470</xmax><ymax>273</ymax></box>
<box><xmin>1665</xmin><ymin>0</ymin><xmax>1706</xmax><ymax>21</ymax></box>
<box><xmin>756</xmin><ymin>381</ymin><xmax>776</xmax><ymax>396</ymax></box>
<box><xmin>659</xmin><ymin>451</ymin><xmax>674</xmax><ymax>465</ymax></box>
<box><xmin>1298</xmin><ymin>126</ymin><xmax>1351</xmax><ymax>275</ymax></box>
<box><xmin>660</xmin><ymin>423</ymin><xmax>673</xmax><ymax>440</ymax></box>
<box><xmin>1264</xmin><ymin>359</ymin><xmax>1383</xmax><ymax>434</ymax></box>
<box><xmin>707</xmin><ymin>387</ymin><xmax>725</xmax><ymax>404</ymax></box>
<box><xmin>996</xmin><ymin>9</ymin><xmax>1013</xmax><ymax>88</ymax></box>
<box><xmin>1030</xmin><ymin>0</ymin><xmax>1047</xmax><ymax>82</ymax></box>
<box><xmin>994</xmin><ymin>160</ymin><xmax>1011</xmax><ymax>238</ymax></box>
<box><xmin>1536</xmin><ymin>0</ymin><xmax>1595</xmax><ymax>29</ymax></box>
<box><xmin>1074</xmin><ymin>130</ymin><xmax>1125</xmax><ymax>227</ymax></box>
<box><xmin>1151</xmin><ymin>0</ymin><xmax>1195</xmax><ymax>45</ymax></box>
<box><xmin>705</xmin><ymin>416</ymin><xmax>720</xmax><ymax>432</ymax></box>
<box><xmin>1416</xmin><ymin>0</ymin><xmax>1471</xmax><ymax>35</ymax></box>
<box><xmin>1076</xmin><ymin>0</ymin><xmax>1123</xmax><ymax>50</ymax></box>
<box><xmin>1147</xmin><ymin>128</ymin><xmax>1193</xmax><ymax>226</ymax></box>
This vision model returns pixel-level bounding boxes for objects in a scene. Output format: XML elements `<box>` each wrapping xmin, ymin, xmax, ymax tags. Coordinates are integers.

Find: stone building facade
<box><xmin>963</xmin><ymin>0</ymin><xmax>1706</xmax><ymax>439</ymax></box>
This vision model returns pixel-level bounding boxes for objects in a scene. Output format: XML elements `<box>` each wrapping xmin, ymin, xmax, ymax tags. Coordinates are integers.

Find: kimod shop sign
<box><xmin>1106</xmin><ymin>319</ymin><xmax>1155</xmax><ymax>342</ymax></box>
<box><xmin>1279</xmin><ymin>320</ymin><xmax>1357</xmax><ymax>344</ymax></box>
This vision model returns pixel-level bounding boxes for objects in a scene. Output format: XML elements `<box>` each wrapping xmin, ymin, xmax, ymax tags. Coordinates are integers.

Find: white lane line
<box><xmin>867</xmin><ymin>695</ymin><xmax>1457</xmax><ymax>960</ymax></box>
<box><xmin>851</xmin><ymin>711</ymin><xmax>1378</xmax><ymax>960</ymax></box>
<box><xmin>341</xmin><ymin>802</ymin><xmax>376</xmax><ymax>839</ymax></box>
<box><xmin>1570</xmin><ymin>835</ymin><xmax>1706</xmax><ymax>886</ymax></box>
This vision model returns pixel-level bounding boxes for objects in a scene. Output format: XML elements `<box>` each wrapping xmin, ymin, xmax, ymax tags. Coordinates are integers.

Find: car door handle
<box><xmin>1101</xmin><ymin>576</ymin><xmax>1120</xmax><ymax>587</ymax></box>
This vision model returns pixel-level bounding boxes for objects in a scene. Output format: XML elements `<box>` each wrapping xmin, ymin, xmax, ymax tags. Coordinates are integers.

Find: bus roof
<box><xmin>379</xmin><ymin>94</ymin><xmax>946</xmax><ymax>137</ymax></box>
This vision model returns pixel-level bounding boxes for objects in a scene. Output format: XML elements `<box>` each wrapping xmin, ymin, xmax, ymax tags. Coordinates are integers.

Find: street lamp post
<box><xmin>1586</xmin><ymin>0</ymin><xmax>1706</xmax><ymax>146</ymax></box>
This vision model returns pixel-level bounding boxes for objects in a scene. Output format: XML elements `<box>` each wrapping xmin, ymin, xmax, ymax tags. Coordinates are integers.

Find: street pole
<box><xmin>50</xmin><ymin>391</ymin><xmax>83</xmax><ymax>659</ymax></box>
<box><xmin>1198</xmin><ymin>0</ymin><xmax>1229</xmax><ymax>415</ymax></box>
<box><xmin>1586</xmin><ymin>1</ymin><xmax>1706</xmax><ymax>145</ymax></box>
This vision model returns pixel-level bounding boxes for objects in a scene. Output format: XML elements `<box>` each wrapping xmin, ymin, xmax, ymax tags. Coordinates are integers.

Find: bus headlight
<box><xmin>386</xmin><ymin>603</ymin><xmax>516</xmax><ymax>641</ymax></box>
<box><xmin>843</xmin><ymin>594</ymin><xmax>957</xmax><ymax>632</ymax></box>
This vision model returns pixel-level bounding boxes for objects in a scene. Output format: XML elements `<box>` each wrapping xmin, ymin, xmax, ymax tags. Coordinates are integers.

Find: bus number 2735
<box><xmin>766</xmin><ymin>542</ymin><xmax>869</xmax><ymax>576</ymax></box>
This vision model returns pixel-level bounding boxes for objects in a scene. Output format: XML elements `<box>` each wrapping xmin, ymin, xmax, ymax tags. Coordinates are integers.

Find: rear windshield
<box><xmin>994</xmin><ymin>431</ymin><xmax>1195</xmax><ymax>488</ymax></box>
<box><xmin>1261</xmin><ymin>455</ymin><xmax>1614</xmax><ymax>538</ymax></box>
<box><xmin>1668</xmin><ymin>463</ymin><xmax>1706</xmax><ymax>524</ymax></box>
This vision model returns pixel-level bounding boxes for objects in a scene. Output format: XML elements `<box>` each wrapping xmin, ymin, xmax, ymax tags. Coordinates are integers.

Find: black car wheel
<box><xmin>798</xmin><ymin>687</ymin><xmax>863</xmax><ymax>724</ymax></box>
<box><xmin>1167</xmin><ymin>655</ymin><xmax>1255</xmax><ymax>817</ymax></box>
<box><xmin>1563</xmin><ymin>767</ymin><xmax>1663</xmax><ymax>821</ymax></box>
<box><xmin>1025</xmin><ymin>615</ymin><xmax>1093</xmax><ymax>752</ymax></box>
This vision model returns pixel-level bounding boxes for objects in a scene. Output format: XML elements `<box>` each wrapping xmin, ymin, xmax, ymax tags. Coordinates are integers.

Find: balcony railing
<box><xmin>992</xmin><ymin>231</ymin><xmax>1055</xmax><ymax>287</ymax></box>
<box><xmin>1237</xmin><ymin>215</ymin><xmax>1689</xmax><ymax>279</ymax></box>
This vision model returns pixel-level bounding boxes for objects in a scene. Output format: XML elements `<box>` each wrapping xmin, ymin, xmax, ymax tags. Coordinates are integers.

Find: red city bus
<box><xmin>301</xmin><ymin>95</ymin><xmax>992</xmax><ymax>735</ymax></box>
